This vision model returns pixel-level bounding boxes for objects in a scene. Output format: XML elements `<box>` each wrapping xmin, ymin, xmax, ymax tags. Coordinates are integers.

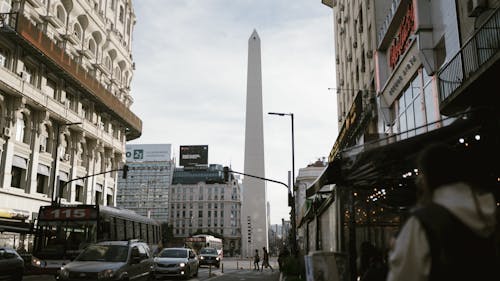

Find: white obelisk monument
<box><xmin>242</xmin><ymin>30</ymin><xmax>268</xmax><ymax>258</ymax></box>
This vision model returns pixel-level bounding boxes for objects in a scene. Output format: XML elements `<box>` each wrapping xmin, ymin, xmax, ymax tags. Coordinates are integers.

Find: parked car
<box><xmin>0</xmin><ymin>247</ymin><xmax>24</xmax><ymax>281</ymax></box>
<box><xmin>198</xmin><ymin>247</ymin><xmax>220</xmax><ymax>268</ymax></box>
<box><xmin>152</xmin><ymin>247</ymin><xmax>198</xmax><ymax>279</ymax></box>
<box><xmin>57</xmin><ymin>240</ymin><xmax>153</xmax><ymax>281</ymax></box>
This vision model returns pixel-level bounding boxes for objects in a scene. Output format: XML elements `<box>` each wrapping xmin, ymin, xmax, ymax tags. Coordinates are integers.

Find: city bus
<box><xmin>30</xmin><ymin>204</ymin><xmax>161</xmax><ymax>275</ymax></box>
<box><xmin>185</xmin><ymin>234</ymin><xmax>223</xmax><ymax>257</ymax></box>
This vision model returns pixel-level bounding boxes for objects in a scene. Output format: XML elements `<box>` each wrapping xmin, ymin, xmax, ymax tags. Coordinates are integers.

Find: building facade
<box><xmin>117</xmin><ymin>144</ymin><xmax>173</xmax><ymax>222</ymax></box>
<box><xmin>170</xmin><ymin>164</ymin><xmax>242</xmax><ymax>257</ymax></box>
<box><xmin>304</xmin><ymin>1</ymin><xmax>500</xmax><ymax>280</ymax></box>
<box><xmin>0</xmin><ymin>0</ymin><xmax>140</xmax><ymax>249</ymax></box>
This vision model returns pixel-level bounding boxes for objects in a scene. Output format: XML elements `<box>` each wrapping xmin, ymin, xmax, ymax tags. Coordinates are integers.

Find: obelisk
<box><xmin>242</xmin><ymin>30</ymin><xmax>268</xmax><ymax>258</ymax></box>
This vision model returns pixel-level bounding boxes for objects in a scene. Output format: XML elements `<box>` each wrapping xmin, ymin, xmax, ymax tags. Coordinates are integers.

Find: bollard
<box><xmin>209</xmin><ymin>264</ymin><xmax>212</xmax><ymax>276</ymax></box>
<box><xmin>222</xmin><ymin>263</ymin><xmax>224</xmax><ymax>273</ymax></box>
<box><xmin>237</xmin><ymin>261</ymin><xmax>239</xmax><ymax>269</ymax></box>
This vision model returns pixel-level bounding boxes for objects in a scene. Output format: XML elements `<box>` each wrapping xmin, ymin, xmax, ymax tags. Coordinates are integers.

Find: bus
<box><xmin>185</xmin><ymin>234</ymin><xmax>223</xmax><ymax>257</ymax></box>
<box><xmin>30</xmin><ymin>204</ymin><xmax>161</xmax><ymax>275</ymax></box>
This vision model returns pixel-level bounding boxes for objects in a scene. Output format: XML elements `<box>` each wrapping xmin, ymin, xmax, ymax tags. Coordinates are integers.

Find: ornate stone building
<box><xmin>0</xmin><ymin>0</ymin><xmax>141</xmax><ymax>246</ymax></box>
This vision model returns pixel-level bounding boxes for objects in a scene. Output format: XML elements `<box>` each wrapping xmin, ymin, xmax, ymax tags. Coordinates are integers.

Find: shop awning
<box><xmin>37</xmin><ymin>164</ymin><xmax>50</xmax><ymax>176</ymax></box>
<box><xmin>12</xmin><ymin>155</ymin><xmax>27</xmax><ymax>169</ymax></box>
<box><xmin>306</xmin><ymin>117</ymin><xmax>482</xmax><ymax>197</ymax></box>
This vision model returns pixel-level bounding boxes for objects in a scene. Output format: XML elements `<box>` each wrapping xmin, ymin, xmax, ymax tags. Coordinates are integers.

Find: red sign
<box><xmin>39</xmin><ymin>207</ymin><xmax>98</xmax><ymax>221</ymax></box>
<box><xmin>389</xmin><ymin>2</ymin><xmax>416</xmax><ymax>69</ymax></box>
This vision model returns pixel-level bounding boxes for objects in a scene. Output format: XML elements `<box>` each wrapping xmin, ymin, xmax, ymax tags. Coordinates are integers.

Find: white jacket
<box><xmin>386</xmin><ymin>182</ymin><xmax>497</xmax><ymax>281</ymax></box>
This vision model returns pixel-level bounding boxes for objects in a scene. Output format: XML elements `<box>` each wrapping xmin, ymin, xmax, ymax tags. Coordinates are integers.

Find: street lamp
<box><xmin>268</xmin><ymin>112</ymin><xmax>297</xmax><ymax>255</ymax></box>
<box><xmin>51</xmin><ymin>121</ymin><xmax>82</xmax><ymax>205</ymax></box>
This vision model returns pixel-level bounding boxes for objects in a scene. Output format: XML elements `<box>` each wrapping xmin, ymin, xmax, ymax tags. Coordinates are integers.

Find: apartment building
<box><xmin>117</xmin><ymin>144</ymin><xmax>173</xmax><ymax>222</ymax></box>
<box><xmin>170</xmin><ymin>164</ymin><xmax>242</xmax><ymax>256</ymax></box>
<box><xmin>0</xmin><ymin>0</ymin><xmax>140</xmax><ymax>248</ymax></box>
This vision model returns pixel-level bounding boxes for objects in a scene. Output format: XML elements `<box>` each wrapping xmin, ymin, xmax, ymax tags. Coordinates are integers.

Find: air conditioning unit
<box><xmin>61</xmin><ymin>154</ymin><xmax>70</xmax><ymax>161</ymax></box>
<box><xmin>2</xmin><ymin>127</ymin><xmax>10</xmax><ymax>137</ymax></box>
<box><xmin>20</xmin><ymin>70</ymin><xmax>31</xmax><ymax>82</ymax></box>
<box><xmin>467</xmin><ymin>0</ymin><xmax>487</xmax><ymax>17</ymax></box>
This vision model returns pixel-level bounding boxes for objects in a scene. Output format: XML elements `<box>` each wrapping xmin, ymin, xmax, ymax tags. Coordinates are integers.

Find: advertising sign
<box><xmin>126</xmin><ymin>144</ymin><xmax>172</xmax><ymax>162</ymax></box>
<box><xmin>179</xmin><ymin>145</ymin><xmax>208</xmax><ymax>166</ymax></box>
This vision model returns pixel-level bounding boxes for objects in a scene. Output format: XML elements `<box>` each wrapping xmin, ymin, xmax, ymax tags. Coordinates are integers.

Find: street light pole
<box><xmin>268</xmin><ymin>112</ymin><xmax>297</xmax><ymax>256</ymax></box>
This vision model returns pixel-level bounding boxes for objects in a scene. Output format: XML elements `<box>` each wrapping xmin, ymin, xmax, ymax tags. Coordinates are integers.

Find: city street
<box><xmin>22</xmin><ymin>258</ymin><xmax>280</xmax><ymax>281</ymax></box>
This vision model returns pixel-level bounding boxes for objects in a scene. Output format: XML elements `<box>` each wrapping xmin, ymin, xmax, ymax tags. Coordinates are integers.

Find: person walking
<box><xmin>387</xmin><ymin>142</ymin><xmax>499</xmax><ymax>281</ymax></box>
<box><xmin>261</xmin><ymin>246</ymin><xmax>273</xmax><ymax>272</ymax></box>
<box><xmin>253</xmin><ymin>249</ymin><xmax>260</xmax><ymax>270</ymax></box>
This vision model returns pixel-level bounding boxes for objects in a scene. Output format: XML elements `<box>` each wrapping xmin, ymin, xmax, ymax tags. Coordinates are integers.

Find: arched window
<box><xmin>73</xmin><ymin>23</ymin><xmax>82</xmax><ymax>41</ymax></box>
<box><xmin>56</xmin><ymin>5</ymin><xmax>66</xmax><ymax>25</ymax></box>
<box><xmin>88</xmin><ymin>39</ymin><xmax>96</xmax><ymax>56</ymax></box>
<box><xmin>119</xmin><ymin>6</ymin><xmax>124</xmax><ymax>23</ymax></box>
<box><xmin>105</xmin><ymin>56</ymin><xmax>111</xmax><ymax>71</ymax></box>
<box><xmin>15</xmin><ymin>114</ymin><xmax>25</xmax><ymax>142</ymax></box>
<box><xmin>114</xmin><ymin>66</ymin><xmax>121</xmax><ymax>81</ymax></box>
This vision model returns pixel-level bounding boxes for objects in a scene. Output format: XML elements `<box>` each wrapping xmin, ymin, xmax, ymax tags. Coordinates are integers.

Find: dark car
<box><xmin>0</xmin><ymin>247</ymin><xmax>24</xmax><ymax>281</ymax></box>
<box><xmin>58</xmin><ymin>240</ymin><xmax>153</xmax><ymax>281</ymax></box>
<box><xmin>152</xmin><ymin>247</ymin><xmax>198</xmax><ymax>279</ymax></box>
<box><xmin>198</xmin><ymin>247</ymin><xmax>220</xmax><ymax>268</ymax></box>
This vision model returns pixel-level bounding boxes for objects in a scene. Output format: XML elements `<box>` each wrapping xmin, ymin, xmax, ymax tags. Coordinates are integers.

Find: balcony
<box><xmin>437</xmin><ymin>7</ymin><xmax>500</xmax><ymax>115</ymax></box>
<box><xmin>0</xmin><ymin>12</ymin><xmax>142</xmax><ymax>140</ymax></box>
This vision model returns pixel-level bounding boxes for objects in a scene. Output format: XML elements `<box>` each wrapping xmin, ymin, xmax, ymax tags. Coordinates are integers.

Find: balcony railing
<box><xmin>438</xmin><ymin>7</ymin><xmax>500</xmax><ymax>103</ymax></box>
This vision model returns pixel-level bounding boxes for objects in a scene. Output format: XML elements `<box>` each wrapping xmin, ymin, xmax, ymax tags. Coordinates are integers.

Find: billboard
<box><xmin>126</xmin><ymin>144</ymin><xmax>172</xmax><ymax>162</ymax></box>
<box><xmin>179</xmin><ymin>145</ymin><xmax>208</xmax><ymax>166</ymax></box>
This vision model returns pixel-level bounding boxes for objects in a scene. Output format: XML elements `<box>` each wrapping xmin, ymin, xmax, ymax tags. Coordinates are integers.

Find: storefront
<box><xmin>0</xmin><ymin>208</ymin><xmax>33</xmax><ymax>251</ymax></box>
<box><xmin>304</xmin><ymin>112</ymin><xmax>500</xmax><ymax>281</ymax></box>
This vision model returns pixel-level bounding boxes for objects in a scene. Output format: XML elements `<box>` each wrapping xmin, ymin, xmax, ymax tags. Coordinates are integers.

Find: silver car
<box><xmin>58</xmin><ymin>240</ymin><xmax>153</xmax><ymax>281</ymax></box>
<box><xmin>152</xmin><ymin>248</ymin><xmax>198</xmax><ymax>279</ymax></box>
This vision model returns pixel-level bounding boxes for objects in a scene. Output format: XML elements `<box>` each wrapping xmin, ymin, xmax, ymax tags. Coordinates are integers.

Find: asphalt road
<box><xmin>23</xmin><ymin>258</ymin><xmax>281</xmax><ymax>281</ymax></box>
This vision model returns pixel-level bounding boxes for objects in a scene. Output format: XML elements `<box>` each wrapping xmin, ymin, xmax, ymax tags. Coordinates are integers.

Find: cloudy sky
<box><xmin>129</xmin><ymin>0</ymin><xmax>338</xmax><ymax>224</ymax></box>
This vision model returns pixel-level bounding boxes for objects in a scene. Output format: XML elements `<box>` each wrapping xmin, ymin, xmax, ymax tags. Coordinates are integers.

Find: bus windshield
<box><xmin>34</xmin><ymin>221</ymin><xmax>97</xmax><ymax>259</ymax></box>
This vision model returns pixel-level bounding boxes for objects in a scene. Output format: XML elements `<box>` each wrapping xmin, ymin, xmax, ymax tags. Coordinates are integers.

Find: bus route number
<box><xmin>42</xmin><ymin>208</ymin><xmax>95</xmax><ymax>220</ymax></box>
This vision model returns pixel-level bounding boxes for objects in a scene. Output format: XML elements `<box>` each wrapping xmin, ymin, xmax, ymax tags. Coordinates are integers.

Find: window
<box><xmin>11</xmin><ymin>166</ymin><xmax>23</xmax><ymax>188</ymax></box>
<box><xmin>36</xmin><ymin>174</ymin><xmax>48</xmax><ymax>194</ymax></box>
<box><xmin>46</xmin><ymin>78</ymin><xmax>56</xmax><ymax>99</ymax></box>
<box><xmin>56</xmin><ymin>5</ymin><xmax>66</xmax><ymax>25</ymax></box>
<box><xmin>75</xmin><ymin>185</ymin><xmax>84</xmax><ymax>202</ymax></box>
<box><xmin>88</xmin><ymin>39</ymin><xmax>96</xmax><ymax>56</ymax></box>
<box><xmin>119</xmin><ymin>6</ymin><xmax>124</xmax><ymax>23</ymax></box>
<box><xmin>0</xmin><ymin>48</ymin><xmax>9</xmax><ymax>68</ymax></box>
<box><xmin>73</xmin><ymin>23</ymin><xmax>82</xmax><ymax>41</ymax></box>
<box><xmin>110</xmin><ymin>0</ymin><xmax>115</xmax><ymax>10</ymax></box>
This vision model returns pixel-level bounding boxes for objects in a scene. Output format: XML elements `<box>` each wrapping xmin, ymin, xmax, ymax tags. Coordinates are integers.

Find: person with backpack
<box><xmin>387</xmin><ymin>142</ymin><xmax>499</xmax><ymax>281</ymax></box>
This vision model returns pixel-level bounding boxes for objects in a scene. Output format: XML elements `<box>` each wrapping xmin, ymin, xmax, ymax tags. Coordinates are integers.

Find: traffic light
<box><xmin>223</xmin><ymin>166</ymin><xmax>229</xmax><ymax>182</ymax></box>
<box><xmin>122</xmin><ymin>164</ymin><xmax>129</xmax><ymax>179</ymax></box>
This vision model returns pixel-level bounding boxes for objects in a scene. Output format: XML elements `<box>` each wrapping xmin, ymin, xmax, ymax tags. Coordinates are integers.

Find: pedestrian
<box><xmin>261</xmin><ymin>246</ymin><xmax>273</xmax><ymax>272</ymax></box>
<box><xmin>387</xmin><ymin>142</ymin><xmax>499</xmax><ymax>281</ymax></box>
<box><xmin>253</xmin><ymin>249</ymin><xmax>260</xmax><ymax>270</ymax></box>
<box><xmin>277</xmin><ymin>247</ymin><xmax>289</xmax><ymax>272</ymax></box>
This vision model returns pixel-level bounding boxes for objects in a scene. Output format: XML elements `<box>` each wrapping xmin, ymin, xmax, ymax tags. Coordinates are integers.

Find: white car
<box><xmin>152</xmin><ymin>248</ymin><xmax>199</xmax><ymax>279</ymax></box>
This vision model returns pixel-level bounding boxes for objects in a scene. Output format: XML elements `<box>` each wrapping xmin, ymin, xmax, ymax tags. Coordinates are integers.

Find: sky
<box><xmin>129</xmin><ymin>0</ymin><xmax>338</xmax><ymax>225</ymax></box>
